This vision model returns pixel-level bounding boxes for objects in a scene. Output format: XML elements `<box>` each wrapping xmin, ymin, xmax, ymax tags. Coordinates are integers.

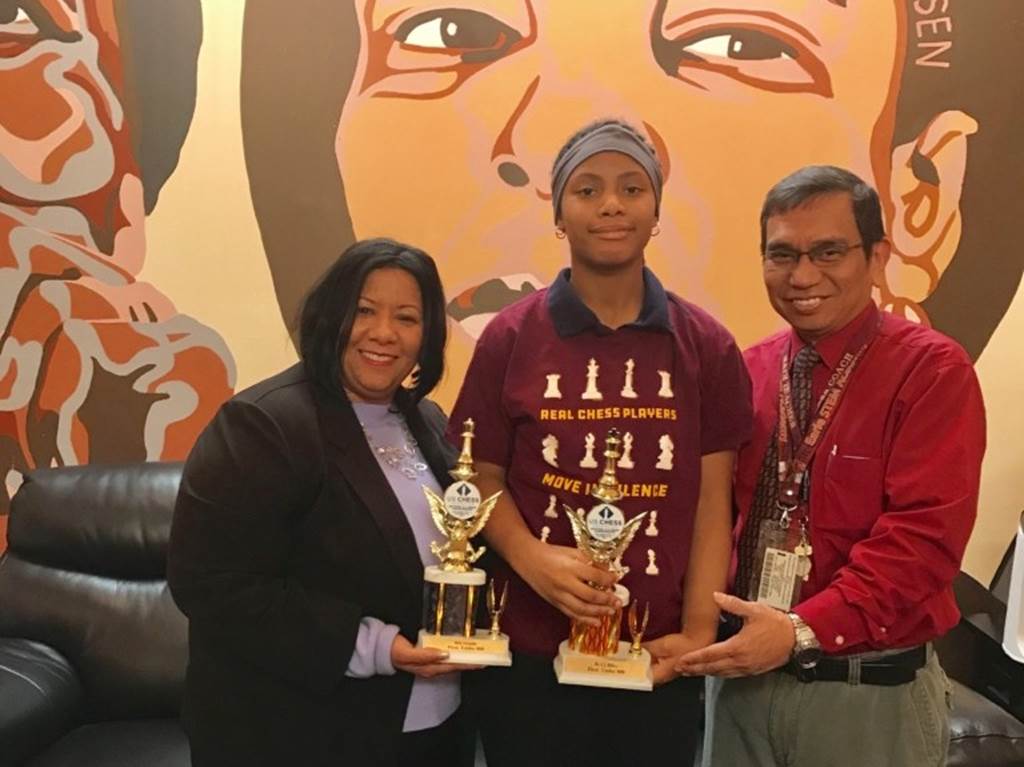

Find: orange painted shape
<box><xmin>91</xmin><ymin>322</ymin><xmax>158</xmax><ymax>365</ymax></box>
<box><xmin>66</xmin><ymin>283</ymin><xmax>118</xmax><ymax>321</ymax></box>
<box><xmin>36</xmin><ymin>332</ymin><xmax>82</xmax><ymax>412</ymax></box>
<box><xmin>0</xmin><ymin>53</ymin><xmax>71</xmax><ymax>141</ymax></box>
<box><xmin>41</xmin><ymin>120</ymin><xmax>95</xmax><ymax>185</ymax></box>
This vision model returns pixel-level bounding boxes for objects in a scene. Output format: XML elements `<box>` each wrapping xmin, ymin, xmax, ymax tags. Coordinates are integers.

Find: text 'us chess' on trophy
<box><xmin>553</xmin><ymin>427</ymin><xmax>653</xmax><ymax>691</ymax></box>
<box><xmin>418</xmin><ymin>418</ymin><xmax>512</xmax><ymax>666</ymax></box>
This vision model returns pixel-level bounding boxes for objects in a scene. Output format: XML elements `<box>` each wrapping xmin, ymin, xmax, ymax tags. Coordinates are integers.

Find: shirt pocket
<box><xmin>817</xmin><ymin>450</ymin><xmax>884</xmax><ymax>534</ymax></box>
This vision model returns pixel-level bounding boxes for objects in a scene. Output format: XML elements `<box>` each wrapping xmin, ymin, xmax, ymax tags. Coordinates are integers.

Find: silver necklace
<box><xmin>361</xmin><ymin>415</ymin><xmax>428</xmax><ymax>480</ymax></box>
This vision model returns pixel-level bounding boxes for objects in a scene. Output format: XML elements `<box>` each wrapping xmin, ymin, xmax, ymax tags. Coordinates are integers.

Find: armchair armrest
<box><xmin>0</xmin><ymin>638</ymin><xmax>83</xmax><ymax>765</ymax></box>
<box><xmin>936</xmin><ymin>572</ymin><xmax>1024</xmax><ymax>721</ymax></box>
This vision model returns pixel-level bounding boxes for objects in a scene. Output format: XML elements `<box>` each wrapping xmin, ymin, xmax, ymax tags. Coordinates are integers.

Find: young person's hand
<box><xmin>512</xmin><ymin>539</ymin><xmax>620</xmax><ymax>625</ymax></box>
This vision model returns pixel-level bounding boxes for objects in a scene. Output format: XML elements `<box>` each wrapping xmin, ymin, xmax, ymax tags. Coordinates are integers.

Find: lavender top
<box><xmin>347</xmin><ymin>402</ymin><xmax>459</xmax><ymax>732</ymax></box>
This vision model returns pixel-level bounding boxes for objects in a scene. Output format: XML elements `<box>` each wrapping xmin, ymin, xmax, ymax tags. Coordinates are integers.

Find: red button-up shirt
<box><xmin>733</xmin><ymin>303</ymin><xmax>986</xmax><ymax>654</ymax></box>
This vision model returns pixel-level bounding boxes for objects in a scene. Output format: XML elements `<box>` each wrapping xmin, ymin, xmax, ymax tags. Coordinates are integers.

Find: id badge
<box><xmin>748</xmin><ymin>518</ymin><xmax>804</xmax><ymax>611</ymax></box>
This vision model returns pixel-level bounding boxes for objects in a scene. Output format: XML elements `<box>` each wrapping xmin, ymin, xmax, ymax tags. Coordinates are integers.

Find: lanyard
<box><xmin>775</xmin><ymin>313</ymin><xmax>882</xmax><ymax>519</ymax></box>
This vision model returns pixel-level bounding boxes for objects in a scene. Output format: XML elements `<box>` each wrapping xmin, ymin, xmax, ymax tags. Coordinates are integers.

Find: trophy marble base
<box><xmin>553</xmin><ymin>640</ymin><xmax>653</xmax><ymax>691</ymax></box>
<box><xmin>418</xmin><ymin>628</ymin><xmax>512</xmax><ymax>666</ymax></box>
<box><xmin>418</xmin><ymin>566</ymin><xmax>512</xmax><ymax>666</ymax></box>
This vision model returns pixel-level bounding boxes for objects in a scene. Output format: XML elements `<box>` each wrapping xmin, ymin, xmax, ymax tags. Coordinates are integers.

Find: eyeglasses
<box><xmin>763</xmin><ymin>241</ymin><xmax>864</xmax><ymax>268</ymax></box>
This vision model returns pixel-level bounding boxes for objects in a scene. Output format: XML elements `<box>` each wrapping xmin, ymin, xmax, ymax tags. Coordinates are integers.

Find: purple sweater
<box><xmin>347</xmin><ymin>402</ymin><xmax>459</xmax><ymax>732</ymax></box>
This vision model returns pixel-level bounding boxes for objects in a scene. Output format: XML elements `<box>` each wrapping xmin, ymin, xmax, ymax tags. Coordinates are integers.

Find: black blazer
<box><xmin>167</xmin><ymin>364</ymin><xmax>455</xmax><ymax>766</ymax></box>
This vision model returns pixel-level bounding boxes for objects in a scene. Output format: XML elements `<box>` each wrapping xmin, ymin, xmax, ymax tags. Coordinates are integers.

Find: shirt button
<box><xmin>880</xmin><ymin>626</ymin><xmax>887</xmax><ymax>634</ymax></box>
<box><xmin>835</xmin><ymin>635</ymin><xmax>845</xmax><ymax>646</ymax></box>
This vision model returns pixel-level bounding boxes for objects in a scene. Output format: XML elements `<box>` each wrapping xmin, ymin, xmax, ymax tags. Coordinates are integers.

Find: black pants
<box><xmin>464</xmin><ymin>652</ymin><xmax>703</xmax><ymax>767</ymax></box>
<box><xmin>398</xmin><ymin>708</ymin><xmax>475</xmax><ymax>767</ymax></box>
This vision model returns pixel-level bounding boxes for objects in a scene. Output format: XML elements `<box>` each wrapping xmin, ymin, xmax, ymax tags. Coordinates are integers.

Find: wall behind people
<box><xmin>1</xmin><ymin>1</ymin><xmax>1021</xmax><ymax>583</ymax></box>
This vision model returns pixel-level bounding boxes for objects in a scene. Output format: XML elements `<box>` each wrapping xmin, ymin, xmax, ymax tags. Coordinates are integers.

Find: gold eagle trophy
<box><xmin>417</xmin><ymin>418</ymin><xmax>511</xmax><ymax>666</ymax></box>
<box><xmin>553</xmin><ymin>428</ymin><xmax>653</xmax><ymax>690</ymax></box>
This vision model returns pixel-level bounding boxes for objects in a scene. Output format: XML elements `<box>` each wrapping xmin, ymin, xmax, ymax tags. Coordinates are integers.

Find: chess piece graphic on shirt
<box><xmin>621</xmin><ymin>359</ymin><xmax>638</xmax><ymax>399</ymax></box>
<box><xmin>582</xmin><ymin>358</ymin><xmax>603</xmax><ymax>400</ymax></box>
<box><xmin>656</xmin><ymin>434</ymin><xmax>674</xmax><ymax>470</ymax></box>
<box><xmin>580</xmin><ymin>433</ymin><xmax>599</xmax><ymax>468</ymax></box>
<box><xmin>618</xmin><ymin>432</ymin><xmax>635</xmax><ymax>469</ymax></box>
<box><xmin>554</xmin><ymin>428</ymin><xmax>653</xmax><ymax>691</ymax></box>
<box><xmin>544</xmin><ymin>494</ymin><xmax>558</xmax><ymax>518</ymax></box>
<box><xmin>544</xmin><ymin>373</ymin><xmax>563</xmax><ymax>399</ymax></box>
<box><xmin>540</xmin><ymin>525</ymin><xmax>551</xmax><ymax>543</ymax></box>
<box><xmin>645</xmin><ymin>549</ymin><xmax>660</xmax><ymax>576</ymax></box>
<box><xmin>657</xmin><ymin>370</ymin><xmax>674</xmax><ymax>398</ymax></box>
<box><xmin>542</xmin><ymin>434</ymin><xmax>560</xmax><ymax>468</ymax></box>
<box><xmin>645</xmin><ymin>510</ymin><xmax>659</xmax><ymax>537</ymax></box>
<box><xmin>418</xmin><ymin>418</ymin><xmax>511</xmax><ymax>666</ymax></box>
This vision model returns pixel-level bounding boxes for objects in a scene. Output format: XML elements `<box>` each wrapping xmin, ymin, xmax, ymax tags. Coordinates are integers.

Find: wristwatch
<box><xmin>786</xmin><ymin>612</ymin><xmax>822</xmax><ymax>669</ymax></box>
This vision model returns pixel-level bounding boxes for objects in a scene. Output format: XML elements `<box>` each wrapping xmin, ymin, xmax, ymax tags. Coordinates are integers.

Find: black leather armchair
<box><xmin>0</xmin><ymin>463</ymin><xmax>189</xmax><ymax>767</ymax></box>
<box><xmin>939</xmin><ymin>558</ymin><xmax>1024</xmax><ymax>766</ymax></box>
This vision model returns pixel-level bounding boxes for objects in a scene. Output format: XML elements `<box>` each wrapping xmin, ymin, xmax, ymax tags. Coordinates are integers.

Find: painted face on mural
<box><xmin>0</xmin><ymin>1</ymin><xmax>232</xmax><ymax>498</ymax></box>
<box><xmin>336</xmin><ymin>0</ymin><xmax>974</xmax><ymax>354</ymax></box>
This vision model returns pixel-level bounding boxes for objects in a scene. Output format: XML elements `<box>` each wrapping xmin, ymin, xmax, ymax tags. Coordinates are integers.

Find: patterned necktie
<box><xmin>735</xmin><ymin>345</ymin><xmax>820</xmax><ymax>600</ymax></box>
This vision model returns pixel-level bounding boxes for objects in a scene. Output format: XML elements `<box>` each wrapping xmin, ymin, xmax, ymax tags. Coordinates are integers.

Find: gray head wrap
<box><xmin>551</xmin><ymin>123</ymin><xmax>663</xmax><ymax>224</ymax></box>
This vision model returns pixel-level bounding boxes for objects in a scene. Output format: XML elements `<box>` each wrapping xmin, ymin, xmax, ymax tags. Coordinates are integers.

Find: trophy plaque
<box><xmin>553</xmin><ymin>428</ymin><xmax>653</xmax><ymax>690</ymax></box>
<box><xmin>418</xmin><ymin>419</ymin><xmax>512</xmax><ymax>666</ymax></box>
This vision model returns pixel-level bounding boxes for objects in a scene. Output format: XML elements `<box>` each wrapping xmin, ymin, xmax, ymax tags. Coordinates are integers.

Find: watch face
<box><xmin>795</xmin><ymin>645</ymin><xmax>822</xmax><ymax>670</ymax></box>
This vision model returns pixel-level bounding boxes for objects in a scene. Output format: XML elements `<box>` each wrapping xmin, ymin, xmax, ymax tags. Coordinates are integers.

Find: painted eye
<box><xmin>682</xmin><ymin>30</ymin><xmax>795</xmax><ymax>62</ymax></box>
<box><xmin>655</xmin><ymin>21</ymin><xmax>831</xmax><ymax>97</ymax></box>
<box><xmin>0</xmin><ymin>5</ymin><xmax>38</xmax><ymax>34</ymax></box>
<box><xmin>396</xmin><ymin>9</ymin><xmax>520</xmax><ymax>53</ymax></box>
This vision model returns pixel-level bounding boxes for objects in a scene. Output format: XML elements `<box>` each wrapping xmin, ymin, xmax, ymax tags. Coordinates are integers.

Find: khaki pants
<box><xmin>703</xmin><ymin>649</ymin><xmax>952</xmax><ymax>767</ymax></box>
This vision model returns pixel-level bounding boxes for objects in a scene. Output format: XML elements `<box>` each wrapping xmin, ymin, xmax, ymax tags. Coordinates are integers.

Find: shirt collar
<box><xmin>790</xmin><ymin>301</ymin><xmax>880</xmax><ymax>370</ymax></box>
<box><xmin>547</xmin><ymin>266</ymin><xmax>670</xmax><ymax>337</ymax></box>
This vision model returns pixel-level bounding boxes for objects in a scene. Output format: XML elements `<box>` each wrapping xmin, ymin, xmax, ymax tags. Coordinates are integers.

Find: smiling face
<box><xmin>763</xmin><ymin>192</ymin><xmax>887</xmax><ymax>342</ymax></box>
<box><xmin>557</xmin><ymin>151</ymin><xmax>658</xmax><ymax>275</ymax></box>
<box><xmin>341</xmin><ymin>267</ymin><xmax>424</xmax><ymax>404</ymax></box>
<box><xmin>337</xmin><ymin>0</ymin><xmax>900</xmax><ymax>349</ymax></box>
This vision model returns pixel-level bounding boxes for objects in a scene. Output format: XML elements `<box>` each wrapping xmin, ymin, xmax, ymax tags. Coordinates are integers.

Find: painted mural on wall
<box><xmin>242</xmin><ymin>0</ymin><xmax>1024</xmax><ymax>369</ymax></box>
<box><xmin>1</xmin><ymin>0</ymin><xmax>1022</xmax><ymax>518</ymax></box>
<box><xmin>0</xmin><ymin>0</ymin><xmax>234</xmax><ymax>511</ymax></box>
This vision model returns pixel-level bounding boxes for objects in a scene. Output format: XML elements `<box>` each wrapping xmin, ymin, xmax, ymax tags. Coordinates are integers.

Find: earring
<box><xmin>651</xmin><ymin>224</ymin><xmax>661</xmax><ymax>237</ymax></box>
<box><xmin>555</xmin><ymin>228</ymin><xmax>566</xmax><ymax>239</ymax></box>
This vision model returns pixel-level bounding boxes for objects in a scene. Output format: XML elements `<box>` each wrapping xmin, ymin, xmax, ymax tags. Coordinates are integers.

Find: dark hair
<box><xmin>550</xmin><ymin>118</ymin><xmax>660</xmax><ymax>181</ymax></box>
<box><xmin>298</xmin><ymin>238</ymin><xmax>447</xmax><ymax>406</ymax></box>
<box><xmin>759</xmin><ymin>165</ymin><xmax>885</xmax><ymax>255</ymax></box>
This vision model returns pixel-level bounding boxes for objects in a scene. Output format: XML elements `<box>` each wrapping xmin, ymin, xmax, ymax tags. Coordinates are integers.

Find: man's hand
<box><xmin>674</xmin><ymin>592</ymin><xmax>795</xmax><ymax>677</ymax></box>
<box><xmin>390</xmin><ymin>635</ymin><xmax>482</xmax><ymax>678</ymax></box>
<box><xmin>513</xmin><ymin>539</ymin><xmax>620</xmax><ymax>625</ymax></box>
<box><xmin>643</xmin><ymin>632</ymin><xmax>714</xmax><ymax>686</ymax></box>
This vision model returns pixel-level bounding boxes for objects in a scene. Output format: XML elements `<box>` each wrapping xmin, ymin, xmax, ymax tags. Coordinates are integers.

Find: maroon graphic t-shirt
<box><xmin>449</xmin><ymin>268</ymin><xmax>752</xmax><ymax>656</ymax></box>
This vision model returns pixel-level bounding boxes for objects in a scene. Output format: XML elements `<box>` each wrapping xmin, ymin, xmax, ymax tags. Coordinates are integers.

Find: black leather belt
<box><xmin>781</xmin><ymin>645</ymin><xmax>927</xmax><ymax>686</ymax></box>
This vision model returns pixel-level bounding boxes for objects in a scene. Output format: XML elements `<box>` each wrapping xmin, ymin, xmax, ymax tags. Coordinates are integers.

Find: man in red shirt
<box><xmin>677</xmin><ymin>165</ymin><xmax>986</xmax><ymax>767</ymax></box>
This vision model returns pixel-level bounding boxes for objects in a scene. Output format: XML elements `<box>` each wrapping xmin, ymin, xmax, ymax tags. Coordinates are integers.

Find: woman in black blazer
<box><xmin>168</xmin><ymin>239</ymin><xmax>475</xmax><ymax>766</ymax></box>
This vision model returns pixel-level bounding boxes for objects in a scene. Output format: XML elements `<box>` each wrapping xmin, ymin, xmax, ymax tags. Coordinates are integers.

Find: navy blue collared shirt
<box><xmin>546</xmin><ymin>266</ymin><xmax>670</xmax><ymax>337</ymax></box>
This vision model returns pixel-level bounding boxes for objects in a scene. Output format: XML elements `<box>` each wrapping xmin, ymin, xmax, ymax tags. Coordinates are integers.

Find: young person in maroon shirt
<box><xmin>448</xmin><ymin>119</ymin><xmax>752</xmax><ymax>767</ymax></box>
<box><xmin>677</xmin><ymin>166</ymin><xmax>986</xmax><ymax>767</ymax></box>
